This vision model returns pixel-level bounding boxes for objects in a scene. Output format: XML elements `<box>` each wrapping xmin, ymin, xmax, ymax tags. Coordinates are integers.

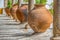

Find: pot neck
<box><xmin>34</xmin><ymin>4</ymin><xmax>45</xmax><ymax>8</ymax></box>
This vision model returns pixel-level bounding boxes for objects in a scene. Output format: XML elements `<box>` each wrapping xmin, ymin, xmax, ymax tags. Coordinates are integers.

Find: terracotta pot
<box><xmin>0</xmin><ymin>8</ymin><xmax>3</xmax><ymax>14</ymax></box>
<box><xmin>11</xmin><ymin>4</ymin><xmax>28</xmax><ymax>22</ymax></box>
<box><xmin>16</xmin><ymin>4</ymin><xmax>28</xmax><ymax>23</ymax></box>
<box><xmin>5</xmin><ymin>7</ymin><xmax>11</xmax><ymax>16</ymax></box>
<box><xmin>28</xmin><ymin>4</ymin><xmax>53</xmax><ymax>33</ymax></box>
<box><xmin>10</xmin><ymin>4</ymin><xmax>18</xmax><ymax>20</ymax></box>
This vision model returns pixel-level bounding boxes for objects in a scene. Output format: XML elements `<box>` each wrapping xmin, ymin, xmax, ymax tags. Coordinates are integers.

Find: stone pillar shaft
<box><xmin>53</xmin><ymin>0</ymin><xmax>60</xmax><ymax>37</ymax></box>
<box><xmin>18</xmin><ymin>0</ymin><xmax>23</xmax><ymax>7</ymax></box>
<box><xmin>4</xmin><ymin>0</ymin><xmax>8</xmax><ymax>8</ymax></box>
<box><xmin>51</xmin><ymin>0</ymin><xmax>60</xmax><ymax>40</ymax></box>
<box><xmin>28</xmin><ymin>0</ymin><xmax>35</xmax><ymax>12</ymax></box>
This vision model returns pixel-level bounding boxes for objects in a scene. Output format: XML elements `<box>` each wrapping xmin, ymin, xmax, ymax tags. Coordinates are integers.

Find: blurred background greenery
<box><xmin>7</xmin><ymin>0</ymin><xmax>12</xmax><ymax>8</ymax></box>
<box><xmin>7</xmin><ymin>0</ymin><xmax>53</xmax><ymax>15</ymax></box>
<box><xmin>24</xmin><ymin>0</ymin><xmax>53</xmax><ymax>15</ymax></box>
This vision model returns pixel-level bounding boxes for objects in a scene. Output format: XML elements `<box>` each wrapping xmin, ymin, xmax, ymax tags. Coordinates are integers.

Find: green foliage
<box><xmin>49</xmin><ymin>9</ymin><xmax>54</xmax><ymax>15</ymax></box>
<box><xmin>36</xmin><ymin>0</ymin><xmax>40</xmax><ymax>4</ymax></box>
<box><xmin>24</xmin><ymin>0</ymin><xmax>28</xmax><ymax>2</ymax></box>
<box><xmin>7</xmin><ymin>0</ymin><xmax>12</xmax><ymax>8</ymax></box>
<box><xmin>49</xmin><ymin>2</ymin><xmax>54</xmax><ymax>15</ymax></box>
<box><xmin>36</xmin><ymin>0</ymin><xmax>47</xmax><ymax>5</ymax></box>
<box><xmin>15</xmin><ymin>0</ymin><xmax>18</xmax><ymax>4</ymax></box>
<box><xmin>50</xmin><ymin>2</ymin><xmax>53</xmax><ymax>6</ymax></box>
<box><xmin>23</xmin><ymin>0</ymin><xmax>47</xmax><ymax>5</ymax></box>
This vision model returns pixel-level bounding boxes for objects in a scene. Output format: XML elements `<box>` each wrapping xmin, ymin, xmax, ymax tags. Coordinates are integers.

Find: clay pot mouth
<box><xmin>21</xmin><ymin>4</ymin><xmax>28</xmax><ymax>7</ymax></box>
<box><xmin>13</xmin><ymin>4</ymin><xmax>18</xmax><ymax>6</ymax></box>
<box><xmin>15</xmin><ymin>3</ymin><xmax>45</xmax><ymax>6</ymax></box>
<box><xmin>6</xmin><ymin>7</ymin><xmax>11</xmax><ymax>9</ymax></box>
<box><xmin>34</xmin><ymin>4</ymin><xmax>45</xmax><ymax>7</ymax></box>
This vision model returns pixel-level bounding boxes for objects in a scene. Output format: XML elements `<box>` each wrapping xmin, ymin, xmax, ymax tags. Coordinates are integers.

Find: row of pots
<box><xmin>5</xmin><ymin>4</ymin><xmax>52</xmax><ymax>34</ymax></box>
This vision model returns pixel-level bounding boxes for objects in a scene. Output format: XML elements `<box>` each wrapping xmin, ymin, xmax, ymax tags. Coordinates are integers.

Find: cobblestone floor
<box><xmin>0</xmin><ymin>10</ymin><xmax>53</xmax><ymax>40</ymax></box>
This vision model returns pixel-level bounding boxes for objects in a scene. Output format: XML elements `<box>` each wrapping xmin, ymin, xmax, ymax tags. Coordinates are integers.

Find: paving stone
<box><xmin>0</xmin><ymin>12</ymin><xmax>53</xmax><ymax>40</ymax></box>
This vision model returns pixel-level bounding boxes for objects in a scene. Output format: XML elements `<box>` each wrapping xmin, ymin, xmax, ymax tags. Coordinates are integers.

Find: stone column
<box><xmin>12</xmin><ymin>0</ymin><xmax>16</xmax><ymax>5</ymax></box>
<box><xmin>28</xmin><ymin>0</ymin><xmax>35</xmax><ymax>12</ymax></box>
<box><xmin>4</xmin><ymin>0</ymin><xmax>8</xmax><ymax>8</ymax></box>
<box><xmin>51</xmin><ymin>0</ymin><xmax>60</xmax><ymax>40</ymax></box>
<box><xmin>18</xmin><ymin>0</ymin><xmax>23</xmax><ymax>7</ymax></box>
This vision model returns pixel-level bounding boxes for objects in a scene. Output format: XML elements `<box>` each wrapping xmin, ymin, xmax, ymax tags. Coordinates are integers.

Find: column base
<box><xmin>51</xmin><ymin>37</ymin><xmax>60</xmax><ymax>40</ymax></box>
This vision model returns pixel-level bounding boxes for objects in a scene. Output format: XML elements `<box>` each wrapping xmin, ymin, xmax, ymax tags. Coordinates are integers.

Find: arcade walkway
<box><xmin>0</xmin><ymin>10</ymin><xmax>53</xmax><ymax>40</ymax></box>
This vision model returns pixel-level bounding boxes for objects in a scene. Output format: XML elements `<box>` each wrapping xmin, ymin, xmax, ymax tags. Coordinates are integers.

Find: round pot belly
<box><xmin>5</xmin><ymin>8</ymin><xmax>11</xmax><ymax>16</ymax></box>
<box><xmin>16</xmin><ymin>8</ymin><xmax>25</xmax><ymax>23</ymax></box>
<box><xmin>10</xmin><ymin>4</ymin><xmax>18</xmax><ymax>20</ymax></box>
<box><xmin>16</xmin><ymin>4</ymin><xmax>28</xmax><ymax>23</ymax></box>
<box><xmin>28</xmin><ymin>5</ymin><xmax>53</xmax><ymax>33</ymax></box>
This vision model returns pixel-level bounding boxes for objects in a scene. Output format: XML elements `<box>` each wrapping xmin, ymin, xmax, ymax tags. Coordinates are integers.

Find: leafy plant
<box><xmin>24</xmin><ymin>0</ymin><xmax>28</xmax><ymax>2</ymax></box>
<box><xmin>36</xmin><ymin>0</ymin><xmax>40</xmax><ymax>4</ymax></box>
<box><xmin>49</xmin><ymin>2</ymin><xmax>54</xmax><ymax>15</ymax></box>
<box><xmin>49</xmin><ymin>9</ymin><xmax>54</xmax><ymax>15</ymax></box>
<box><xmin>7</xmin><ymin>0</ymin><xmax>12</xmax><ymax>8</ymax></box>
<box><xmin>36</xmin><ymin>0</ymin><xmax>47</xmax><ymax>5</ymax></box>
<box><xmin>15</xmin><ymin>0</ymin><xmax>18</xmax><ymax>4</ymax></box>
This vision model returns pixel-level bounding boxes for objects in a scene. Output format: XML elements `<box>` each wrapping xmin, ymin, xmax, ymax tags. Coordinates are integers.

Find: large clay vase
<box><xmin>5</xmin><ymin>7</ymin><xmax>11</xmax><ymax>16</ymax></box>
<box><xmin>28</xmin><ymin>4</ymin><xmax>53</xmax><ymax>33</ymax></box>
<box><xmin>16</xmin><ymin>4</ymin><xmax>28</xmax><ymax>23</ymax></box>
<box><xmin>10</xmin><ymin>4</ymin><xmax>18</xmax><ymax>20</ymax></box>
